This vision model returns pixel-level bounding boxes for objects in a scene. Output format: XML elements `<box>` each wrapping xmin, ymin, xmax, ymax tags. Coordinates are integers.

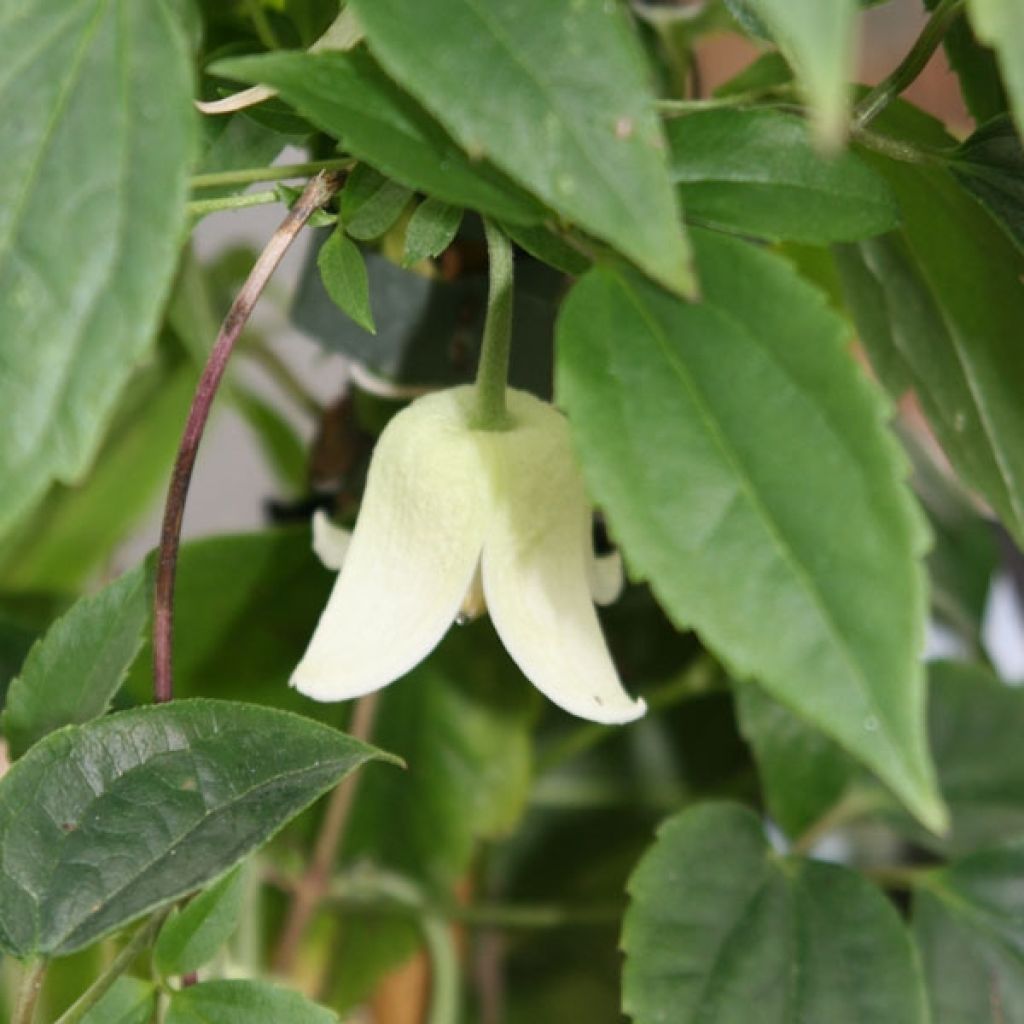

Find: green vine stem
<box><xmin>189</xmin><ymin>157</ymin><xmax>354</xmax><ymax>192</ymax></box>
<box><xmin>12</xmin><ymin>960</ymin><xmax>47</xmax><ymax>1024</ymax></box>
<box><xmin>53</xmin><ymin>911</ymin><xmax>170</xmax><ymax>1024</ymax></box>
<box><xmin>186</xmin><ymin>191</ymin><xmax>279</xmax><ymax>219</ymax></box>
<box><xmin>471</xmin><ymin>219</ymin><xmax>515</xmax><ymax>431</ymax></box>
<box><xmin>853</xmin><ymin>0</ymin><xmax>966</xmax><ymax>130</ymax></box>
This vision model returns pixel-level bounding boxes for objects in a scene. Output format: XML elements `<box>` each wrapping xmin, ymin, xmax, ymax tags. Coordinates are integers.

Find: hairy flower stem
<box><xmin>153</xmin><ymin>170</ymin><xmax>344</xmax><ymax>703</ymax></box>
<box><xmin>472</xmin><ymin>220</ymin><xmax>515</xmax><ymax>431</ymax></box>
<box><xmin>853</xmin><ymin>0</ymin><xmax>966</xmax><ymax>130</ymax></box>
<box><xmin>12</xmin><ymin>960</ymin><xmax>46</xmax><ymax>1024</ymax></box>
<box><xmin>272</xmin><ymin>692</ymin><xmax>381</xmax><ymax>975</ymax></box>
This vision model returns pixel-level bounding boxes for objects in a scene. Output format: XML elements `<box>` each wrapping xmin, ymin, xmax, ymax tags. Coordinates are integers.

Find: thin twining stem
<box><xmin>153</xmin><ymin>170</ymin><xmax>344</xmax><ymax>703</ymax></box>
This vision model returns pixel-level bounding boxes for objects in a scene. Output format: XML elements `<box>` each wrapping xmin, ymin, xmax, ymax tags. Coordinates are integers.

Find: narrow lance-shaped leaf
<box><xmin>166</xmin><ymin>980</ymin><xmax>338</xmax><ymax>1024</ymax></box>
<box><xmin>154</xmin><ymin>868</ymin><xmax>245</xmax><ymax>978</ymax></box>
<box><xmin>622</xmin><ymin>803</ymin><xmax>930</xmax><ymax>1023</ymax></box>
<box><xmin>966</xmin><ymin>0</ymin><xmax>1024</xmax><ymax>139</ymax></box>
<box><xmin>348</xmin><ymin>0</ymin><xmax>695</xmax><ymax>295</ymax></box>
<box><xmin>318</xmin><ymin>226</ymin><xmax>375</xmax><ymax>333</ymax></box>
<box><xmin>556</xmin><ymin>230</ymin><xmax>944</xmax><ymax>831</ymax></box>
<box><xmin>2</xmin><ymin>565</ymin><xmax>148</xmax><ymax>759</ymax></box>
<box><xmin>0</xmin><ymin>700</ymin><xmax>395</xmax><ymax>957</ymax></box>
<box><xmin>836</xmin><ymin>154</ymin><xmax>1024</xmax><ymax>547</ymax></box>
<box><xmin>213</xmin><ymin>50</ymin><xmax>544</xmax><ymax>225</ymax></box>
<box><xmin>0</xmin><ymin>0</ymin><xmax>195</xmax><ymax>538</ymax></box>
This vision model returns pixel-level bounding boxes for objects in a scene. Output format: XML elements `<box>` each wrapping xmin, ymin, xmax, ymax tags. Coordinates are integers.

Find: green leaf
<box><xmin>735</xmin><ymin>683</ymin><xmax>856</xmax><ymax>838</ymax></box>
<box><xmin>556</xmin><ymin>232</ymin><xmax>944</xmax><ymax>831</ymax></box>
<box><xmin>317</xmin><ymin>226</ymin><xmax>375</xmax><ymax>332</ymax></box>
<box><xmin>927</xmin><ymin>0</ymin><xmax>1008</xmax><ymax>125</ymax></box>
<box><xmin>155</xmin><ymin>868</ymin><xmax>245</xmax><ymax>978</ymax></box>
<box><xmin>951</xmin><ymin>114</ymin><xmax>1024</xmax><ymax>252</ymax></box>
<box><xmin>622</xmin><ymin>803</ymin><xmax>929</xmax><ymax>1023</ymax></box>
<box><xmin>667</xmin><ymin>108</ymin><xmax>898</xmax><ymax>243</ymax></box>
<box><xmin>906</xmin><ymin>434</ymin><xmax>999</xmax><ymax>641</ymax></box>
<box><xmin>2</xmin><ymin>566</ymin><xmax>147</xmax><ymax>759</ymax></box>
<box><xmin>349</xmin><ymin>0</ymin><xmax>695</xmax><ymax>295</ymax></box>
<box><xmin>834</xmin><ymin>158</ymin><xmax>1024</xmax><ymax>547</ymax></box>
<box><xmin>194</xmin><ymin>114</ymin><xmax>287</xmax><ymax>201</ymax></box>
<box><xmin>0</xmin><ymin>700</ymin><xmax>392</xmax><ymax>957</ymax></box>
<box><xmin>967</xmin><ymin>0</ymin><xmax>1024</xmax><ymax>138</ymax></box>
<box><xmin>0</xmin><ymin>0</ymin><xmax>195</xmax><ymax>538</ymax></box>
<box><xmin>166</xmin><ymin>980</ymin><xmax>337</xmax><ymax>1024</ymax></box>
<box><xmin>402</xmin><ymin>198</ymin><xmax>463</xmax><ymax>267</ymax></box>
<box><xmin>0</xmin><ymin>348</ymin><xmax>196</xmax><ymax>592</ymax></box>
<box><xmin>713</xmin><ymin>51</ymin><xmax>793</xmax><ymax>98</ymax></box>
<box><xmin>503</xmin><ymin>221</ymin><xmax>591</xmax><ymax>276</ymax></box>
<box><xmin>914</xmin><ymin>840</ymin><xmax>1024</xmax><ymax>1022</ymax></box>
<box><xmin>724</xmin><ymin>0</ymin><xmax>857</xmax><ymax>146</ymax></box>
<box><xmin>919</xmin><ymin>661</ymin><xmax>1024</xmax><ymax>855</ymax></box>
<box><xmin>340</xmin><ymin>165</ymin><xmax>412</xmax><ymax>242</ymax></box>
<box><xmin>125</xmin><ymin>529</ymin><xmax>335</xmax><ymax>715</ymax></box>
<box><xmin>213</xmin><ymin>50</ymin><xmax>544</xmax><ymax>224</ymax></box>
<box><xmin>79</xmin><ymin>977</ymin><xmax>156</xmax><ymax>1024</ymax></box>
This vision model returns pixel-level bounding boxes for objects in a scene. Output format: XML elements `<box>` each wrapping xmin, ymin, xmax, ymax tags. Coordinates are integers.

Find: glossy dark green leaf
<box><xmin>835</xmin><ymin>158</ymin><xmax>1024</xmax><ymax>547</ymax></box>
<box><xmin>317</xmin><ymin>226</ymin><xmax>375</xmax><ymax>332</ymax></box>
<box><xmin>724</xmin><ymin>0</ymin><xmax>857</xmax><ymax>146</ymax></box>
<box><xmin>3</xmin><ymin>566</ymin><xmax>147</xmax><ymax>759</ymax></box>
<box><xmin>340</xmin><ymin>165</ymin><xmax>412</xmax><ymax>242</ymax></box>
<box><xmin>0</xmin><ymin>700</ymin><xmax>391</xmax><ymax>957</ymax></box>
<box><xmin>166</xmin><ymin>980</ymin><xmax>337</xmax><ymax>1024</ymax></box>
<box><xmin>155</xmin><ymin>868</ymin><xmax>244</xmax><ymax>977</ymax></box>
<box><xmin>403</xmin><ymin>198</ymin><xmax>463</xmax><ymax>267</ymax></box>
<box><xmin>79</xmin><ymin>977</ymin><xmax>156</xmax><ymax>1024</ymax></box>
<box><xmin>213</xmin><ymin>50</ymin><xmax>544</xmax><ymax>224</ymax></box>
<box><xmin>349</xmin><ymin>0</ymin><xmax>695</xmax><ymax>295</ymax></box>
<box><xmin>294</xmin><ymin>237</ymin><xmax>561</xmax><ymax>395</ymax></box>
<box><xmin>966</xmin><ymin>0</ymin><xmax>1024</xmax><ymax>138</ymax></box>
<box><xmin>914</xmin><ymin>840</ymin><xmax>1024</xmax><ymax>1022</ymax></box>
<box><xmin>951</xmin><ymin>114</ymin><xmax>1024</xmax><ymax>251</ymax></box>
<box><xmin>556</xmin><ymin>232</ymin><xmax>943</xmax><ymax>831</ymax></box>
<box><xmin>667</xmin><ymin>108</ymin><xmax>898</xmax><ymax>243</ymax></box>
<box><xmin>622</xmin><ymin>803</ymin><xmax>929</xmax><ymax>1023</ymax></box>
<box><xmin>735</xmin><ymin>683</ymin><xmax>856</xmax><ymax>838</ymax></box>
<box><xmin>0</xmin><ymin>0</ymin><xmax>195</xmax><ymax>537</ymax></box>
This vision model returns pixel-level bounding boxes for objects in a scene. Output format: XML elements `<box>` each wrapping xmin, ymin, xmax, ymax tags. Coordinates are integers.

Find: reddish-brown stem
<box><xmin>272</xmin><ymin>692</ymin><xmax>381</xmax><ymax>974</ymax></box>
<box><xmin>153</xmin><ymin>171</ymin><xmax>344</xmax><ymax>703</ymax></box>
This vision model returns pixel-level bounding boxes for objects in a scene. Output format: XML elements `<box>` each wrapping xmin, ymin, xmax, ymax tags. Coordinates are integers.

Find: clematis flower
<box><xmin>292</xmin><ymin>385</ymin><xmax>645</xmax><ymax>724</ymax></box>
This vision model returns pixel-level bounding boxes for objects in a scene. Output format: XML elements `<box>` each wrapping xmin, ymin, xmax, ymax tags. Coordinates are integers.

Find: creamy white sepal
<box><xmin>589</xmin><ymin>549</ymin><xmax>624</xmax><ymax>606</ymax></box>
<box><xmin>292</xmin><ymin>391</ymin><xmax>489</xmax><ymax>701</ymax></box>
<box><xmin>311</xmin><ymin>509</ymin><xmax>352</xmax><ymax>571</ymax></box>
<box><xmin>481</xmin><ymin>393</ymin><xmax>645</xmax><ymax>725</ymax></box>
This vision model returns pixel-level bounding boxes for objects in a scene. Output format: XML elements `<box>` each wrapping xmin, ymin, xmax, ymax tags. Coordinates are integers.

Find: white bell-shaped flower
<box><xmin>292</xmin><ymin>385</ymin><xmax>645</xmax><ymax>725</ymax></box>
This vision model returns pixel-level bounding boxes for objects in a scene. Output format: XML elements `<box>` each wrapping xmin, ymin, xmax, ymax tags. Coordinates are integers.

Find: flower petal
<box><xmin>311</xmin><ymin>509</ymin><xmax>351</xmax><ymax>571</ymax></box>
<box><xmin>293</xmin><ymin>389</ymin><xmax>489</xmax><ymax>701</ymax></box>
<box><xmin>589</xmin><ymin>549</ymin><xmax>624</xmax><ymax>606</ymax></box>
<box><xmin>481</xmin><ymin>392</ymin><xmax>645</xmax><ymax>725</ymax></box>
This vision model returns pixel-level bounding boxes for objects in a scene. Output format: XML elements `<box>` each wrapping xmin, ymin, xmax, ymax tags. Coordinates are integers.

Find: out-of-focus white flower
<box><xmin>292</xmin><ymin>386</ymin><xmax>645</xmax><ymax>725</ymax></box>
